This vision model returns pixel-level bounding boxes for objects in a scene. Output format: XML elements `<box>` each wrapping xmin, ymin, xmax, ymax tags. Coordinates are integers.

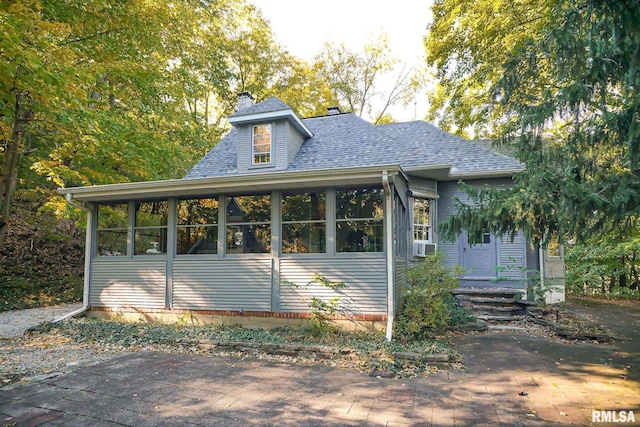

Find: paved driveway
<box><xmin>1</xmin><ymin>299</ymin><xmax>639</xmax><ymax>426</ymax></box>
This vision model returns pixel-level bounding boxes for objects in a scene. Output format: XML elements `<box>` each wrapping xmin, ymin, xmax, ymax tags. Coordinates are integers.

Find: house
<box><xmin>58</xmin><ymin>93</ymin><xmax>564</xmax><ymax>338</ymax></box>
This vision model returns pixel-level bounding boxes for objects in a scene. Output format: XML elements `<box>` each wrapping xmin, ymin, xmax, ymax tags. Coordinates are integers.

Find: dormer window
<box><xmin>252</xmin><ymin>124</ymin><xmax>272</xmax><ymax>165</ymax></box>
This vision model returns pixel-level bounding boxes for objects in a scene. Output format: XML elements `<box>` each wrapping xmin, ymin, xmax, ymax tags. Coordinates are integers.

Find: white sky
<box><xmin>249</xmin><ymin>0</ymin><xmax>434</xmax><ymax>121</ymax></box>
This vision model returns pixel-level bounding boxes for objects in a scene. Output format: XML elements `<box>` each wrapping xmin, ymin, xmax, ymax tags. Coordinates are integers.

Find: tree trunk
<box><xmin>0</xmin><ymin>93</ymin><xmax>26</xmax><ymax>246</ymax></box>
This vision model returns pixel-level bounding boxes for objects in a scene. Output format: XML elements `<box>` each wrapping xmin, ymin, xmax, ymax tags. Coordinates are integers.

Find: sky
<box><xmin>248</xmin><ymin>0</ymin><xmax>434</xmax><ymax>122</ymax></box>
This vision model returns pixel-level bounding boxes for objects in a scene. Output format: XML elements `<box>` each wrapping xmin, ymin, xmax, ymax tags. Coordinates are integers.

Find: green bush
<box><xmin>395</xmin><ymin>252</ymin><xmax>466</xmax><ymax>339</ymax></box>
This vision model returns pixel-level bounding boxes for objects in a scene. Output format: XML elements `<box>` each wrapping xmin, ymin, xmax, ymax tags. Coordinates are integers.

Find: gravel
<box><xmin>0</xmin><ymin>303</ymin><xmax>83</xmax><ymax>339</ymax></box>
<box><xmin>0</xmin><ymin>304</ymin><xmax>126</xmax><ymax>386</ymax></box>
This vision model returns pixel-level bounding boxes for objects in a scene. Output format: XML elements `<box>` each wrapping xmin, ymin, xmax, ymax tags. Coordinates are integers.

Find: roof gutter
<box><xmin>383</xmin><ymin>170</ymin><xmax>394</xmax><ymax>342</ymax></box>
<box><xmin>57</xmin><ymin>164</ymin><xmax>402</xmax><ymax>203</ymax></box>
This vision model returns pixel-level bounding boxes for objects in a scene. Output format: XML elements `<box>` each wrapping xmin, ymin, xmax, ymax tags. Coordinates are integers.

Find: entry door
<box><xmin>461</xmin><ymin>230</ymin><xmax>497</xmax><ymax>278</ymax></box>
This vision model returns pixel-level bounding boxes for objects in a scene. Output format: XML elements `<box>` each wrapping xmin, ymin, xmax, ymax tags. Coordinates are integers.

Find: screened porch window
<box><xmin>226</xmin><ymin>195</ymin><xmax>271</xmax><ymax>253</ymax></box>
<box><xmin>252</xmin><ymin>124</ymin><xmax>272</xmax><ymax>164</ymax></box>
<box><xmin>177</xmin><ymin>198</ymin><xmax>218</xmax><ymax>255</ymax></box>
<box><xmin>134</xmin><ymin>201</ymin><xmax>168</xmax><ymax>255</ymax></box>
<box><xmin>97</xmin><ymin>203</ymin><xmax>128</xmax><ymax>256</ymax></box>
<box><xmin>336</xmin><ymin>188</ymin><xmax>384</xmax><ymax>252</ymax></box>
<box><xmin>282</xmin><ymin>191</ymin><xmax>326</xmax><ymax>253</ymax></box>
<box><xmin>413</xmin><ymin>198</ymin><xmax>431</xmax><ymax>243</ymax></box>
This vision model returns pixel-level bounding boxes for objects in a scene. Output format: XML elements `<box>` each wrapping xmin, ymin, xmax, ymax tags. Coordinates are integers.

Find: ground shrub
<box><xmin>395</xmin><ymin>252</ymin><xmax>469</xmax><ymax>340</ymax></box>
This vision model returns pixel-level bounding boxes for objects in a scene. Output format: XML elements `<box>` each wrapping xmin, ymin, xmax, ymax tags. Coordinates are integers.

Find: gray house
<box><xmin>59</xmin><ymin>94</ymin><xmax>561</xmax><ymax>337</ymax></box>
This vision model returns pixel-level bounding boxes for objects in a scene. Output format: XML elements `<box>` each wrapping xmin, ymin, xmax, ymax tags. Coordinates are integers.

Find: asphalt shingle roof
<box><xmin>186</xmin><ymin>100</ymin><xmax>523</xmax><ymax>179</ymax></box>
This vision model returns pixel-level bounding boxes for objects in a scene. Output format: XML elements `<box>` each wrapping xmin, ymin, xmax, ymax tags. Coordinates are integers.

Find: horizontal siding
<box><xmin>90</xmin><ymin>259</ymin><xmax>166</xmax><ymax>308</ymax></box>
<box><xmin>279</xmin><ymin>257</ymin><xmax>386</xmax><ymax>315</ymax></box>
<box><xmin>275</xmin><ymin>121</ymin><xmax>287</xmax><ymax>169</ymax></box>
<box><xmin>237</xmin><ymin>125</ymin><xmax>250</xmax><ymax>172</ymax></box>
<box><xmin>394</xmin><ymin>257</ymin><xmax>408</xmax><ymax>311</ymax></box>
<box><xmin>438</xmin><ymin>179</ymin><xmax>529</xmax><ymax>278</ymax></box>
<box><xmin>498</xmin><ymin>232</ymin><xmax>526</xmax><ymax>281</ymax></box>
<box><xmin>172</xmin><ymin>258</ymin><xmax>272</xmax><ymax>311</ymax></box>
<box><xmin>436</xmin><ymin>181</ymin><xmax>461</xmax><ymax>266</ymax></box>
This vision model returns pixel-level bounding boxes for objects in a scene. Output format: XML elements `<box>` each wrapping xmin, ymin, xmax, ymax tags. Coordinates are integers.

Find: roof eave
<box><xmin>58</xmin><ymin>164</ymin><xmax>402</xmax><ymax>203</ymax></box>
<box><xmin>228</xmin><ymin>109</ymin><xmax>313</xmax><ymax>138</ymax></box>
<box><xmin>448</xmin><ymin>168</ymin><xmax>525</xmax><ymax>180</ymax></box>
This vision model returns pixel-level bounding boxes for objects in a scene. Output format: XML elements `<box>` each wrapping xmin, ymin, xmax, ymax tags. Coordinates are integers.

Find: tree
<box><xmin>438</xmin><ymin>0</ymin><xmax>640</xmax><ymax>259</ymax></box>
<box><xmin>315</xmin><ymin>34</ymin><xmax>423</xmax><ymax>124</ymax></box>
<box><xmin>424</xmin><ymin>0</ymin><xmax>550</xmax><ymax>137</ymax></box>
<box><xmin>0</xmin><ymin>0</ymin><xmax>245</xmax><ymax>245</ymax></box>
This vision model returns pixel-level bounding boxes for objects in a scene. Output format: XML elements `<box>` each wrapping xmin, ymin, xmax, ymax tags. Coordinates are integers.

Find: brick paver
<box><xmin>1</xmin><ymin>299</ymin><xmax>639</xmax><ymax>426</ymax></box>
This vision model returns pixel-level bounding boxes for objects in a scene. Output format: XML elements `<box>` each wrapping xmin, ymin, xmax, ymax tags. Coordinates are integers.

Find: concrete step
<box><xmin>488</xmin><ymin>325</ymin><xmax>530</xmax><ymax>332</ymax></box>
<box><xmin>476</xmin><ymin>315</ymin><xmax>527</xmax><ymax>323</ymax></box>
<box><xmin>456</xmin><ymin>296</ymin><xmax>520</xmax><ymax>304</ymax></box>
<box><xmin>452</xmin><ymin>287</ymin><xmax>523</xmax><ymax>298</ymax></box>
<box><xmin>471</xmin><ymin>304</ymin><xmax>525</xmax><ymax>312</ymax></box>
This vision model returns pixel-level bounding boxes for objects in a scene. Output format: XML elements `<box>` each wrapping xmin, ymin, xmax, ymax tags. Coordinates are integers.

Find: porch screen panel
<box><xmin>282</xmin><ymin>191</ymin><xmax>326</xmax><ymax>253</ymax></box>
<box><xmin>177</xmin><ymin>198</ymin><xmax>219</xmax><ymax>255</ymax></box>
<box><xmin>134</xmin><ymin>201</ymin><xmax>168</xmax><ymax>255</ymax></box>
<box><xmin>336</xmin><ymin>188</ymin><xmax>384</xmax><ymax>252</ymax></box>
<box><xmin>97</xmin><ymin>203</ymin><xmax>128</xmax><ymax>256</ymax></box>
<box><xmin>226</xmin><ymin>195</ymin><xmax>271</xmax><ymax>253</ymax></box>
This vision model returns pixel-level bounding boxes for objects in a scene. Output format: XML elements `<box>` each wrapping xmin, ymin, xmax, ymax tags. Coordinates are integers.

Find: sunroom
<box><xmin>60</xmin><ymin>165</ymin><xmax>412</xmax><ymax>331</ymax></box>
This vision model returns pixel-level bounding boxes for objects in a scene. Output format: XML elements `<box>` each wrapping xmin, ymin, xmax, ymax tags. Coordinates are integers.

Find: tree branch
<box><xmin>59</xmin><ymin>28</ymin><xmax>122</xmax><ymax>47</ymax></box>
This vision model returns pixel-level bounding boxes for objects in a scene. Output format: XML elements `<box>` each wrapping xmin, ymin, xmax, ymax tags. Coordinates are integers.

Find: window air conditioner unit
<box><xmin>414</xmin><ymin>242</ymin><xmax>435</xmax><ymax>257</ymax></box>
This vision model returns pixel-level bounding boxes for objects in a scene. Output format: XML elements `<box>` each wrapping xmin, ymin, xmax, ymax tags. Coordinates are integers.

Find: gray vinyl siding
<box><xmin>436</xmin><ymin>181</ymin><xmax>461</xmax><ymax>265</ymax></box>
<box><xmin>526</xmin><ymin>243</ymin><xmax>539</xmax><ymax>273</ymax></box>
<box><xmin>498</xmin><ymin>233</ymin><xmax>526</xmax><ymax>282</ymax></box>
<box><xmin>172</xmin><ymin>258</ymin><xmax>272</xmax><ymax>311</ymax></box>
<box><xmin>237</xmin><ymin>125</ymin><xmax>251</xmax><ymax>172</ymax></box>
<box><xmin>274</xmin><ymin>121</ymin><xmax>287</xmax><ymax>170</ymax></box>
<box><xmin>90</xmin><ymin>259</ymin><xmax>166</xmax><ymax>308</ymax></box>
<box><xmin>287</xmin><ymin>122</ymin><xmax>305</xmax><ymax>164</ymax></box>
<box><xmin>278</xmin><ymin>257</ymin><xmax>386</xmax><ymax>314</ymax></box>
<box><xmin>394</xmin><ymin>257</ymin><xmax>408</xmax><ymax>311</ymax></box>
<box><xmin>437</xmin><ymin>179</ymin><xmax>528</xmax><ymax>279</ymax></box>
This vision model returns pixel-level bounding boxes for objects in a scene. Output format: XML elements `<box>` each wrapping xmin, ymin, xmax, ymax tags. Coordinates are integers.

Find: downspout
<box><xmin>538</xmin><ymin>244</ymin><xmax>545</xmax><ymax>303</ymax></box>
<box><xmin>54</xmin><ymin>193</ymin><xmax>91</xmax><ymax>322</ymax></box>
<box><xmin>383</xmin><ymin>171</ymin><xmax>394</xmax><ymax>341</ymax></box>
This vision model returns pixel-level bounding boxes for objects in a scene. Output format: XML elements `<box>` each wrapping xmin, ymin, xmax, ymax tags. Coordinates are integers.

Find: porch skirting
<box><xmin>85</xmin><ymin>306</ymin><xmax>387</xmax><ymax>332</ymax></box>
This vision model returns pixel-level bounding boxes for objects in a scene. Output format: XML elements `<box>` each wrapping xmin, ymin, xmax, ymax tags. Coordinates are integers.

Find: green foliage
<box><xmin>395</xmin><ymin>252</ymin><xmax>466</xmax><ymax>339</ymax></box>
<box><xmin>425</xmin><ymin>0</ymin><xmax>551</xmax><ymax>136</ymax></box>
<box><xmin>283</xmin><ymin>273</ymin><xmax>348</xmax><ymax>337</ymax></box>
<box><xmin>0</xmin><ymin>191</ymin><xmax>83</xmax><ymax>311</ymax></box>
<box><xmin>434</xmin><ymin>0</ymin><xmax>640</xmax><ymax>252</ymax></box>
<box><xmin>566</xmin><ymin>229</ymin><xmax>640</xmax><ymax>299</ymax></box>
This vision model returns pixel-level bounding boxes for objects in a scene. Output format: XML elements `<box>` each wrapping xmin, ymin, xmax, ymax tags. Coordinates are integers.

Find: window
<box><xmin>97</xmin><ymin>203</ymin><xmax>128</xmax><ymax>256</ymax></box>
<box><xmin>226</xmin><ymin>195</ymin><xmax>271</xmax><ymax>253</ymax></box>
<box><xmin>177</xmin><ymin>198</ymin><xmax>218</xmax><ymax>255</ymax></box>
<box><xmin>336</xmin><ymin>188</ymin><xmax>384</xmax><ymax>252</ymax></box>
<box><xmin>134</xmin><ymin>201</ymin><xmax>168</xmax><ymax>255</ymax></box>
<box><xmin>282</xmin><ymin>191</ymin><xmax>326</xmax><ymax>253</ymax></box>
<box><xmin>413</xmin><ymin>198</ymin><xmax>431</xmax><ymax>243</ymax></box>
<box><xmin>252</xmin><ymin>124</ymin><xmax>272</xmax><ymax>164</ymax></box>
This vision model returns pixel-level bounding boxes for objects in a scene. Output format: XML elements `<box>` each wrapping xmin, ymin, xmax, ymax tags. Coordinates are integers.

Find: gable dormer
<box><xmin>228</xmin><ymin>94</ymin><xmax>313</xmax><ymax>173</ymax></box>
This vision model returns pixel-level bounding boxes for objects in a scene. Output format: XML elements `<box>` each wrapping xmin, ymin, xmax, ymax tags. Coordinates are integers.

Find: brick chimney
<box><xmin>237</xmin><ymin>92</ymin><xmax>254</xmax><ymax>111</ymax></box>
<box><xmin>327</xmin><ymin>106</ymin><xmax>342</xmax><ymax>115</ymax></box>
